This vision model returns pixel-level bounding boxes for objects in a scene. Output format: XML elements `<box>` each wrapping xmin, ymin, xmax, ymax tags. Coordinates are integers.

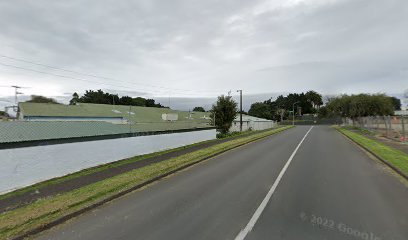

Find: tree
<box><xmin>389</xmin><ymin>97</ymin><xmax>401</xmax><ymax>111</ymax></box>
<box><xmin>70</xmin><ymin>90</ymin><xmax>165</xmax><ymax>108</ymax></box>
<box><xmin>69</xmin><ymin>92</ymin><xmax>79</xmax><ymax>105</ymax></box>
<box><xmin>210</xmin><ymin>95</ymin><xmax>237</xmax><ymax>134</ymax></box>
<box><xmin>193</xmin><ymin>107</ymin><xmax>205</xmax><ymax>112</ymax></box>
<box><xmin>305</xmin><ymin>90</ymin><xmax>323</xmax><ymax>109</ymax></box>
<box><xmin>317</xmin><ymin>106</ymin><xmax>328</xmax><ymax>118</ymax></box>
<box><xmin>132</xmin><ymin>97</ymin><xmax>146</xmax><ymax>106</ymax></box>
<box><xmin>0</xmin><ymin>110</ymin><xmax>8</xmax><ymax>117</ymax></box>
<box><xmin>119</xmin><ymin>96</ymin><xmax>133</xmax><ymax>105</ymax></box>
<box><xmin>145</xmin><ymin>99</ymin><xmax>157</xmax><ymax>107</ymax></box>
<box><xmin>326</xmin><ymin>94</ymin><xmax>394</xmax><ymax>120</ymax></box>
<box><xmin>248</xmin><ymin>102</ymin><xmax>273</xmax><ymax>120</ymax></box>
<box><xmin>247</xmin><ymin>91</ymin><xmax>323</xmax><ymax>120</ymax></box>
<box><xmin>26</xmin><ymin>95</ymin><xmax>60</xmax><ymax>104</ymax></box>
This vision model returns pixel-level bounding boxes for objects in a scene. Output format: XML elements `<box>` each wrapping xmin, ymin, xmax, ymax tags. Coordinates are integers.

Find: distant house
<box><xmin>230</xmin><ymin>114</ymin><xmax>275</xmax><ymax>132</ymax></box>
<box><xmin>394</xmin><ymin>110</ymin><xmax>408</xmax><ymax>116</ymax></box>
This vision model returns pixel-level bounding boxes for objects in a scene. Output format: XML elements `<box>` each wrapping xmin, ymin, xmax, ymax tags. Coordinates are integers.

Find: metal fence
<box><xmin>343</xmin><ymin>116</ymin><xmax>407</xmax><ymax>141</ymax></box>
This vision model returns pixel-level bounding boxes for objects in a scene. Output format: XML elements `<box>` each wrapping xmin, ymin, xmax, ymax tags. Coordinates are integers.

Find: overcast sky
<box><xmin>0</xmin><ymin>0</ymin><xmax>407</xmax><ymax>109</ymax></box>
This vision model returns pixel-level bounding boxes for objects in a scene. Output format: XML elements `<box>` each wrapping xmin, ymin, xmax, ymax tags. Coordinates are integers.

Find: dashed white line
<box><xmin>234</xmin><ymin>126</ymin><xmax>314</xmax><ymax>240</ymax></box>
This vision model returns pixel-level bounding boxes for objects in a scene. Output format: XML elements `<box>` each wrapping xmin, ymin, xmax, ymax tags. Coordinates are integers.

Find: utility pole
<box><xmin>11</xmin><ymin>85</ymin><xmax>23</xmax><ymax>106</ymax></box>
<box><xmin>128</xmin><ymin>105</ymin><xmax>132</xmax><ymax>133</ymax></box>
<box><xmin>11</xmin><ymin>85</ymin><xmax>25</xmax><ymax>114</ymax></box>
<box><xmin>292</xmin><ymin>101</ymin><xmax>299</xmax><ymax>126</ymax></box>
<box><xmin>402</xmin><ymin>114</ymin><xmax>406</xmax><ymax>142</ymax></box>
<box><xmin>237</xmin><ymin>90</ymin><xmax>243</xmax><ymax>132</ymax></box>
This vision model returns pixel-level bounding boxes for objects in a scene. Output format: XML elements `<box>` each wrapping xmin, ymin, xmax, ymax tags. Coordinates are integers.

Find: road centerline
<box><xmin>234</xmin><ymin>126</ymin><xmax>314</xmax><ymax>240</ymax></box>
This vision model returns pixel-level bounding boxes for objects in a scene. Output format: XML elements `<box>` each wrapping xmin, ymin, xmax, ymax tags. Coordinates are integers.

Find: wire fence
<box><xmin>343</xmin><ymin>116</ymin><xmax>408</xmax><ymax>141</ymax></box>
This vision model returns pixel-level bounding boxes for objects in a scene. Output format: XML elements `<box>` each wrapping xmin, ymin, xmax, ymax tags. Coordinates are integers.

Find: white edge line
<box><xmin>234</xmin><ymin>126</ymin><xmax>314</xmax><ymax>240</ymax></box>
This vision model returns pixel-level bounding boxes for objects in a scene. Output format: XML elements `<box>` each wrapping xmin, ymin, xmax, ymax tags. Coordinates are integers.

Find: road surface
<box><xmin>36</xmin><ymin>126</ymin><xmax>408</xmax><ymax>240</ymax></box>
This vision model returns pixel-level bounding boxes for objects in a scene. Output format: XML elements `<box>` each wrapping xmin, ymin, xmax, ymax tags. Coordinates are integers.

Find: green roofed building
<box><xmin>0</xmin><ymin>121</ymin><xmax>132</xmax><ymax>143</ymax></box>
<box><xmin>18</xmin><ymin>102</ymin><xmax>212</xmax><ymax>133</ymax></box>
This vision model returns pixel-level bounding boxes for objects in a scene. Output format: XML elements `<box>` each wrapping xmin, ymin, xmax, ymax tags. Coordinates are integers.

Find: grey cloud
<box><xmin>0</xmin><ymin>0</ymin><xmax>407</xmax><ymax>105</ymax></box>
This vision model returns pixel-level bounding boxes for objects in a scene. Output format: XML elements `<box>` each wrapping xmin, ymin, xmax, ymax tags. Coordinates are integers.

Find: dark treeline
<box><xmin>26</xmin><ymin>95</ymin><xmax>60</xmax><ymax>104</ymax></box>
<box><xmin>248</xmin><ymin>91</ymin><xmax>323</xmax><ymax>121</ymax></box>
<box><xmin>248</xmin><ymin>91</ymin><xmax>401</xmax><ymax>121</ymax></box>
<box><xmin>192</xmin><ymin>106</ymin><xmax>206</xmax><ymax>112</ymax></box>
<box><xmin>323</xmin><ymin>94</ymin><xmax>400</xmax><ymax>119</ymax></box>
<box><xmin>69</xmin><ymin>90</ymin><xmax>165</xmax><ymax>108</ymax></box>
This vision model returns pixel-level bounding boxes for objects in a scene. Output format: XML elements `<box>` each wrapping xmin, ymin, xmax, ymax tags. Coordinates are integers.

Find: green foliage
<box><xmin>305</xmin><ymin>90</ymin><xmax>323</xmax><ymax>108</ymax></box>
<box><xmin>248</xmin><ymin>90</ymin><xmax>323</xmax><ymax>121</ymax></box>
<box><xmin>248</xmin><ymin>102</ymin><xmax>273</xmax><ymax>120</ymax></box>
<box><xmin>69</xmin><ymin>92</ymin><xmax>79</xmax><ymax>105</ymax></box>
<box><xmin>71</xmin><ymin>90</ymin><xmax>164</xmax><ymax>108</ymax></box>
<box><xmin>26</xmin><ymin>95</ymin><xmax>60</xmax><ymax>104</ymax></box>
<box><xmin>326</xmin><ymin>94</ymin><xmax>394</xmax><ymax>118</ymax></box>
<box><xmin>216</xmin><ymin>131</ymin><xmax>250</xmax><ymax>139</ymax></box>
<box><xmin>193</xmin><ymin>106</ymin><xmax>206</xmax><ymax>112</ymax></box>
<box><xmin>389</xmin><ymin>96</ymin><xmax>401</xmax><ymax>111</ymax></box>
<box><xmin>317</xmin><ymin>106</ymin><xmax>328</xmax><ymax>118</ymax></box>
<box><xmin>210</xmin><ymin>95</ymin><xmax>238</xmax><ymax>134</ymax></box>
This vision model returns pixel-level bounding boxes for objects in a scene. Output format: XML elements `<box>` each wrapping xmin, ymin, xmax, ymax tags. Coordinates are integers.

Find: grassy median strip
<box><xmin>336</xmin><ymin>127</ymin><xmax>408</xmax><ymax>177</ymax></box>
<box><xmin>0</xmin><ymin>126</ymin><xmax>292</xmax><ymax>239</ymax></box>
<box><xmin>0</xmin><ymin>139</ymin><xmax>215</xmax><ymax>202</ymax></box>
<box><xmin>0</xmin><ymin>129</ymin><xmax>267</xmax><ymax>203</ymax></box>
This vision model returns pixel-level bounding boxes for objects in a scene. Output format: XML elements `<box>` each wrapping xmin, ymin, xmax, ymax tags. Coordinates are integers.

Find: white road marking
<box><xmin>234</xmin><ymin>126</ymin><xmax>314</xmax><ymax>240</ymax></box>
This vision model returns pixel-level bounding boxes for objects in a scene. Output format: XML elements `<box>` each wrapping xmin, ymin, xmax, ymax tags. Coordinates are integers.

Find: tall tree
<box><xmin>193</xmin><ymin>106</ymin><xmax>205</xmax><ymax>112</ymax></box>
<box><xmin>248</xmin><ymin>102</ymin><xmax>273</xmax><ymax>120</ymax></box>
<box><xmin>0</xmin><ymin>110</ymin><xmax>8</xmax><ymax>117</ymax></box>
<box><xmin>70</xmin><ymin>90</ymin><xmax>164</xmax><ymax>108</ymax></box>
<box><xmin>210</xmin><ymin>95</ymin><xmax>238</xmax><ymax>134</ymax></box>
<box><xmin>305</xmin><ymin>90</ymin><xmax>323</xmax><ymax>109</ymax></box>
<box><xmin>248</xmin><ymin>91</ymin><xmax>323</xmax><ymax>120</ymax></box>
<box><xmin>389</xmin><ymin>97</ymin><xmax>401</xmax><ymax>111</ymax></box>
<box><xmin>69</xmin><ymin>92</ymin><xmax>79</xmax><ymax>105</ymax></box>
<box><xmin>326</xmin><ymin>94</ymin><xmax>394</xmax><ymax>119</ymax></box>
<box><xmin>26</xmin><ymin>95</ymin><xmax>60</xmax><ymax>104</ymax></box>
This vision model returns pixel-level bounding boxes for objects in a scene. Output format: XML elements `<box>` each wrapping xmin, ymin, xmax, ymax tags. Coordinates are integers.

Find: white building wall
<box><xmin>229</xmin><ymin>121</ymin><xmax>275</xmax><ymax>132</ymax></box>
<box><xmin>0</xmin><ymin>129</ymin><xmax>216</xmax><ymax>194</ymax></box>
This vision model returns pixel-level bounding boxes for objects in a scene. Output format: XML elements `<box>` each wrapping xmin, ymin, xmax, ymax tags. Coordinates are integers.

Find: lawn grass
<box><xmin>216</xmin><ymin>129</ymin><xmax>263</xmax><ymax>139</ymax></box>
<box><xmin>336</xmin><ymin>127</ymin><xmax>408</xmax><ymax>176</ymax></box>
<box><xmin>0</xmin><ymin>126</ymin><xmax>292</xmax><ymax>239</ymax></box>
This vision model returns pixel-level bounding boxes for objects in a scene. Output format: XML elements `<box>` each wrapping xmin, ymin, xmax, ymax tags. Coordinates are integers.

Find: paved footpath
<box><xmin>36</xmin><ymin>126</ymin><xmax>408</xmax><ymax>240</ymax></box>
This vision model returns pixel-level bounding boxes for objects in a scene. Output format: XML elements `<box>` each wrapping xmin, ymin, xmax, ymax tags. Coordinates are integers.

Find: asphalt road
<box><xmin>36</xmin><ymin>126</ymin><xmax>408</xmax><ymax>240</ymax></box>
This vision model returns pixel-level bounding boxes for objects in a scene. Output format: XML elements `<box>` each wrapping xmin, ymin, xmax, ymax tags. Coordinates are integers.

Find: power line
<box><xmin>0</xmin><ymin>54</ymin><xmax>222</xmax><ymax>94</ymax></box>
<box><xmin>0</xmin><ymin>62</ymin><xmax>221</xmax><ymax>97</ymax></box>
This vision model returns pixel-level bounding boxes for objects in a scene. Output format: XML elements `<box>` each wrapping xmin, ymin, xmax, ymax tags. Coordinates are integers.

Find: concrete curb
<box><xmin>11</xmin><ymin>126</ymin><xmax>293</xmax><ymax>240</ymax></box>
<box><xmin>336</xmin><ymin>128</ymin><xmax>408</xmax><ymax>181</ymax></box>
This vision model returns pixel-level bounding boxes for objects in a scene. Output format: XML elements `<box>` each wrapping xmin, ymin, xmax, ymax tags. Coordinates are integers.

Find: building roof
<box><xmin>0</xmin><ymin>121</ymin><xmax>130</xmax><ymax>143</ymax></box>
<box><xmin>0</xmin><ymin>121</ymin><xmax>212</xmax><ymax>144</ymax></box>
<box><xmin>234</xmin><ymin>114</ymin><xmax>274</xmax><ymax>122</ymax></box>
<box><xmin>3</xmin><ymin>103</ymin><xmax>212</xmax><ymax>143</ymax></box>
<box><xmin>19</xmin><ymin>102</ymin><xmax>210</xmax><ymax>124</ymax></box>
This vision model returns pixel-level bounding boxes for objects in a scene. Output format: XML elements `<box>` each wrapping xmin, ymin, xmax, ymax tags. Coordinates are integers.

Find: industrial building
<box><xmin>18</xmin><ymin>102</ymin><xmax>211</xmax><ymax>132</ymax></box>
<box><xmin>230</xmin><ymin>114</ymin><xmax>275</xmax><ymax>132</ymax></box>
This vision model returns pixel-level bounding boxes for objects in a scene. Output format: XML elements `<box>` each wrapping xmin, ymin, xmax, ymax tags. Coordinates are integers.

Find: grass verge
<box><xmin>0</xmin><ymin>126</ymin><xmax>293</xmax><ymax>240</ymax></box>
<box><xmin>335</xmin><ymin>126</ymin><xmax>408</xmax><ymax>177</ymax></box>
<box><xmin>0</xmin><ymin>139</ymin><xmax>215</xmax><ymax>201</ymax></box>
